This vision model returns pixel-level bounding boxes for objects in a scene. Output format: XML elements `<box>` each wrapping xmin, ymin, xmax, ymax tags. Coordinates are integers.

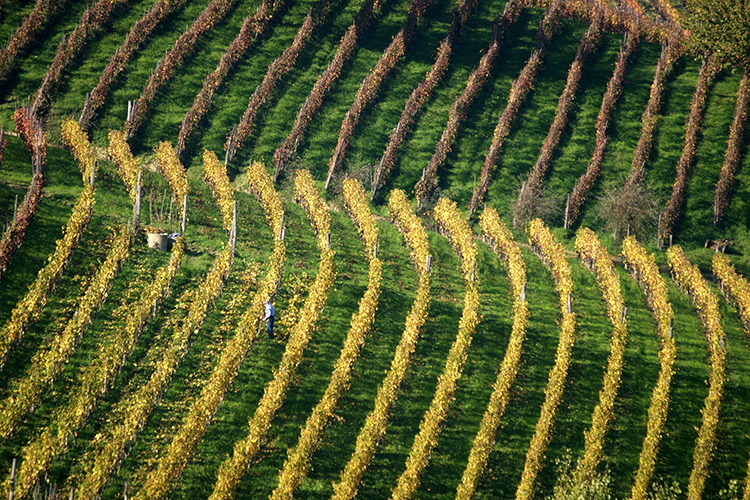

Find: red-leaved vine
<box><xmin>125</xmin><ymin>0</ymin><xmax>242</xmax><ymax>139</ymax></box>
<box><xmin>368</xmin><ymin>0</ymin><xmax>491</xmax><ymax>200</ymax></box>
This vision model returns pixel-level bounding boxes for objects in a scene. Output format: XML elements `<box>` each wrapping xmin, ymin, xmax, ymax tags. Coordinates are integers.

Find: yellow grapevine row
<box><xmin>574</xmin><ymin>228</ymin><xmax>628</xmax><ymax>477</ymax></box>
<box><xmin>331</xmin><ymin>189</ymin><xmax>431</xmax><ymax>500</ymax></box>
<box><xmin>61</xmin><ymin>119</ymin><xmax>96</xmax><ymax>180</ymax></box>
<box><xmin>107</xmin><ymin>130</ymin><xmax>140</xmax><ymax>202</ymax></box>
<box><xmin>456</xmin><ymin>207</ymin><xmax>529</xmax><ymax>500</ymax></box>
<box><xmin>621</xmin><ymin>235</ymin><xmax>676</xmax><ymax>500</ymax></box>
<box><xmin>269</xmin><ymin>178</ymin><xmax>382</xmax><ymax>500</ymax></box>
<box><xmin>711</xmin><ymin>253</ymin><xmax>750</xmax><ymax>500</ymax></box>
<box><xmin>134</xmin><ymin>163</ymin><xmax>285</xmax><ymax>500</ymax></box>
<box><xmin>387</xmin><ymin>189</ymin><xmax>430</xmax><ymax>269</ymax></box>
<box><xmin>391</xmin><ymin>198</ymin><xmax>480</xmax><ymax>500</ymax></box>
<box><xmin>6</xmin><ymin>235</ymin><xmax>185</xmax><ymax>500</ymax></box>
<box><xmin>343</xmin><ymin>178</ymin><xmax>378</xmax><ymax>252</ymax></box>
<box><xmin>516</xmin><ymin>218</ymin><xmax>576</xmax><ymax>500</ymax></box>
<box><xmin>0</xmin><ymin>127</ymin><xmax>141</xmax><ymax>440</ymax></box>
<box><xmin>0</xmin><ymin>229</ymin><xmax>130</xmax><ymax>441</ymax></box>
<box><xmin>666</xmin><ymin>246</ymin><xmax>726</xmax><ymax>500</ymax></box>
<box><xmin>432</xmin><ymin>198</ymin><xmax>477</xmax><ymax>278</ymax></box>
<box><xmin>202</xmin><ymin>150</ymin><xmax>235</xmax><ymax>232</ymax></box>
<box><xmin>293</xmin><ymin>169</ymin><xmax>330</xmax><ymax>247</ymax></box>
<box><xmin>8</xmin><ymin>140</ymin><xmax>185</xmax><ymax>496</ymax></box>
<box><xmin>76</xmin><ymin>245</ymin><xmax>232</xmax><ymax>500</ymax></box>
<box><xmin>246</xmin><ymin>160</ymin><xmax>284</xmax><ymax>236</ymax></box>
<box><xmin>0</xmin><ymin>123</ymin><xmax>97</xmax><ymax>371</ymax></box>
<box><xmin>207</xmin><ymin>169</ymin><xmax>336</xmax><ymax>500</ymax></box>
<box><xmin>713</xmin><ymin>253</ymin><xmax>750</xmax><ymax>332</ymax></box>
<box><xmin>155</xmin><ymin>141</ymin><xmax>189</xmax><ymax>222</ymax></box>
<box><xmin>74</xmin><ymin>156</ymin><xmax>238</xmax><ymax>500</ymax></box>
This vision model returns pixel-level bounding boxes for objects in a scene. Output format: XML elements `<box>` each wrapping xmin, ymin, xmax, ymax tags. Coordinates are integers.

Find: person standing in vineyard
<box><xmin>264</xmin><ymin>300</ymin><xmax>275</xmax><ymax>339</ymax></box>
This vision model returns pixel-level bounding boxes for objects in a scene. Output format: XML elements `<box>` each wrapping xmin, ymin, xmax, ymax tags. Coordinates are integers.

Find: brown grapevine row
<box><xmin>618</xmin><ymin>36</ymin><xmax>681</xmax><ymax>204</ymax></box>
<box><xmin>0</xmin><ymin>109</ymin><xmax>44</xmax><ymax>282</ymax></box>
<box><xmin>124</xmin><ymin>0</ymin><xmax>241</xmax><ymax>139</ymax></box>
<box><xmin>512</xmin><ymin>12</ymin><xmax>603</xmax><ymax>228</ymax></box>
<box><xmin>32</xmin><ymin>0</ymin><xmax>128</xmax><ymax>115</ymax></box>
<box><xmin>177</xmin><ymin>0</ymin><xmax>278</xmax><ymax>156</ymax></box>
<box><xmin>713</xmin><ymin>68</ymin><xmax>749</xmax><ymax>224</ymax></box>
<box><xmin>566</xmin><ymin>31</ymin><xmax>639</xmax><ymax>228</ymax></box>
<box><xmin>659</xmin><ymin>55</ymin><xmax>720</xmax><ymax>242</ymax></box>
<box><xmin>0</xmin><ymin>0</ymin><xmax>66</xmax><ymax>77</ymax></box>
<box><xmin>409</xmin><ymin>0</ymin><xmax>523</xmax><ymax>207</ymax></box>
<box><xmin>367</xmin><ymin>0</ymin><xmax>486</xmax><ymax>199</ymax></box>
<box><xmin>80</xmin><ymin>0</ymin><xmax>185</xmax><ymax>126</ymax></box>
<box><xmin>273</xmin><ymin>0</ymin><xmax>382</xmax><ymax>180</ymax></box>
<box><xmin>465</xmin><ymin>0</ymin><xmax>563</xmax><ymax>216</ymax></box>
<box><xmin>224</xmin><ymin>0</ymin><xmax>334</xmax><ymax>164</ymax></box>
<box><xmin>323</xmin><ymin>0</ymin><xmax>435</xmax><ymax>190</ymax></box>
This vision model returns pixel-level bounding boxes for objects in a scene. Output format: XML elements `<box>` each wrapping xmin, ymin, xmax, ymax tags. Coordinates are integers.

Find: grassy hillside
<box><xmin>1</xmin><ymin>0</ymin><xmax>750</xmax><ymax>498</ymax></box>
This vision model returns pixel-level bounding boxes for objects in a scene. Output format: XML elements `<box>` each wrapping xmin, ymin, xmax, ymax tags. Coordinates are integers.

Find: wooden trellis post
<box><xmin>225</xmin><ymin>124</ymin><xmax>237</xmax><ymax>167</ymax></box>
<box><xmin>181</xmin><ymin>194</ymin><xmax>188</xmax><ymax>233</ymax></box>
<box><xmin>133</xmin><ymin>171</ymin><xmax>142</xmax><ymax>234</ymax></box>
<box><xmin>79</xmin><ymin>92</ymin><xmax>91</xmax><ymax>124</ymax></box>
<box><xmin>9</xmin><ymin>458</ymin><xmax>16</xmax><ymax>500</ymax></box>
<box><xmin>90</xmin><ymin>160</ymin><xmax>97</xmax><ymax>187</ymax></box>
<box><xmin>230</xmin><ymin>200</ymin><xmax>238</xmax><ymax>254</ymax></box>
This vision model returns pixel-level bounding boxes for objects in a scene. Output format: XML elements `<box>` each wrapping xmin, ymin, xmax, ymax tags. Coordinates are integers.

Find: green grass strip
<box><xmin>132</xmin><ymin>161</ymin><xmax>285</xmax><ymax>500</ymax></box>
<box><xmin>269</xmin><ymin>178</ymin><xmax>381</xmax><ymax>500</ymax></box>
<box><xmin>331</xmin><ymin>188</ymin><xmax>430</xmax><ymax>500</ymax></box>
<box><xmin>455</xmin><ymin>207</ymin><xmax>528</xmax><ymax>500</ymax></box>
<box><xmin>390</xmin><ymin>197</ymin><xmax>479</xmax><ymax>500</ymax></box>
<box><xmin>208</xmin><ymin>169</ymin><xmax>336</xmax><ymax>500</ymax></box>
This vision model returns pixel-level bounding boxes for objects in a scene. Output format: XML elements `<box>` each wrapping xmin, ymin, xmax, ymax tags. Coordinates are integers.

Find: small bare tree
<box><xmin>597</xmin><ymin>180</ymin><xmax>659</xmax><ymax>242</ymax></box>
<box><xmin>510</xmin><ymin>180</ymin><xmax>562</xmax><ymax>230</ymax></box>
